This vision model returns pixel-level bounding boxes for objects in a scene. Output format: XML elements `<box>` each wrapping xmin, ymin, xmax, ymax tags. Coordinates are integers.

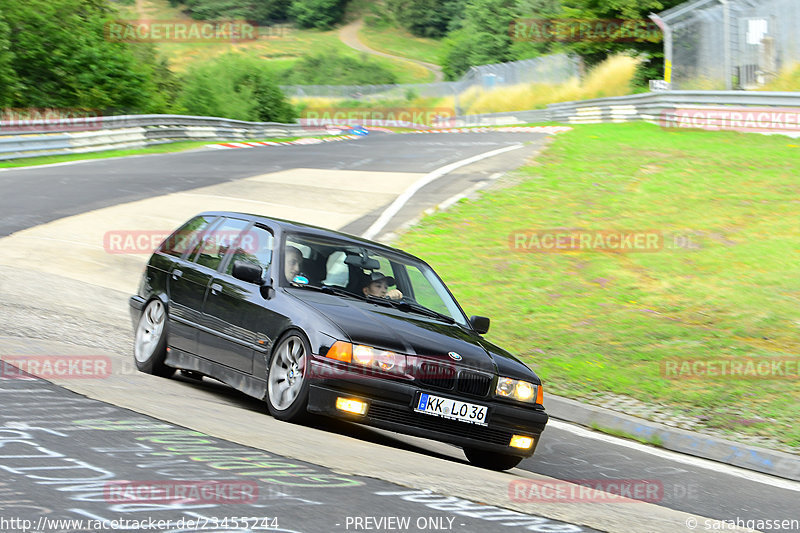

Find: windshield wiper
<box><xmin>373</xmin><ymin>298</ymin><xmax>455</xmax><ymax>324</ymax></box>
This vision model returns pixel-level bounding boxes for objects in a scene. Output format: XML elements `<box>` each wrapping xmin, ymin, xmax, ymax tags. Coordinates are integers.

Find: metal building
<box><xmin>653</xmin><ymin>0</ymin><xmax>800</xmax><ymax>89</ymax></box>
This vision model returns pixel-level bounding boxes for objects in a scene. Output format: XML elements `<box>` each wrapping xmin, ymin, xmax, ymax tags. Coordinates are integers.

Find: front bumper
<box><xmin>307</xmin><ymin>360</ymin><xmax>548</xmax><ymax>457</ymax></box>
<box><xmin>128</xmin><ymin>295</ymin><xmax>146</xmax><ymax>330</ymax></box>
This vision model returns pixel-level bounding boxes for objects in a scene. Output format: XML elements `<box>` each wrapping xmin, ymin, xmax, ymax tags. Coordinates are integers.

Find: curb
<box><xmin>545</xmin><ymin>394</ymin><xmax>800</xmax><ymax>481</ymax></box>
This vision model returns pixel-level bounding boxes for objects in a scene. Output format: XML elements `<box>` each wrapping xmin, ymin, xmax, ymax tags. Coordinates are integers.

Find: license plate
<box><xmin>415</xmin><ymin>393</ymin><xmax>488</xmax><ymax>426</ymax></box>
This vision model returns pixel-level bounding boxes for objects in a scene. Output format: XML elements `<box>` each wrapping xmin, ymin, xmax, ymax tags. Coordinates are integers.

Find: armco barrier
<box><xmin>447</xmin><ymin>91</ymin><xmax>800</xmax><ymax>137</ymax></box>
<box><xmin>3</xmin><ymin>92</ymin><xmax>800</xmax><ymax>161</ymax></box>
<box><xmin>0</xmin><ymin>114</ymin><xmax>322</xmax><ymax>161</ymax></box>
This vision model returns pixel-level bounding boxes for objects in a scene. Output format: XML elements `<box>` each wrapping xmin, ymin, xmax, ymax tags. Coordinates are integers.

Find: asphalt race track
<box><xmin>1</xmin><ymin>132</ymin><xmax>798</xmax><ymax>533</ymax></box>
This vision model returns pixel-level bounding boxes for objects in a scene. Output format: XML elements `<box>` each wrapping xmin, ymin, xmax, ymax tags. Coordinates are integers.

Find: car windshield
<box><xmin>283</xmin><ymin>233</ymin><xmax>469</xmax><ymax>327</ymax></box>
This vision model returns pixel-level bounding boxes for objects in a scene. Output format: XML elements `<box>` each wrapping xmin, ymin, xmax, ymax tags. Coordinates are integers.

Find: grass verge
<box><xmin>395</xmin><ymin>122</ymin><xmax>800</xmax><ymax>449</ymax></box>
<box><xmin>358</xmin><ymin>25</ymin><xmax>444</xmax><ymax>66</ymax></box>
<box><xmin>123</xmin><ymin>0</ymin><xmax>432</xmax><ymax>83</ymax></box>
<box><xmin>0</xmin><ymin>141</ymin><xmax>213</xmax><ymax>169</ymax></box>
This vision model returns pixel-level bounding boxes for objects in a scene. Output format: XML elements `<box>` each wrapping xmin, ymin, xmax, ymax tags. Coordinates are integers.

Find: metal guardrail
<box><xmin>447</xmin><ymin>91</ymin><xmax>800</xmax><ymax>135</ymax></box>
<box><xmin>0</xmin><ymin>115</ymin><xmax>320</xmax><ymax>161</ymax></box>
<box><xmin>2</xmin><ymin>92</ymin><xmax>800</xmax><ymax>161</ymax></box>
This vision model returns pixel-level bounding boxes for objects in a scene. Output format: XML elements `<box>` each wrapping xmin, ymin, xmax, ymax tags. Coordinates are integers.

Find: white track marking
<box><xmin>361</xmin><ymin>144</ymin><xmax>523</xmax><ymax>240</ymax></box>
<box><xmin>547</xmin><ymin>419</ymin><xmax>800</xmax><ymax>491</ymax></box>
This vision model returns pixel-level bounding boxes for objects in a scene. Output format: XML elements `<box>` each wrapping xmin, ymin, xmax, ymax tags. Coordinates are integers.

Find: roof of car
<box><xmin>197</xmin><ymin>210</ymin><xmax>422</xmax><ymax>261</ymax></box>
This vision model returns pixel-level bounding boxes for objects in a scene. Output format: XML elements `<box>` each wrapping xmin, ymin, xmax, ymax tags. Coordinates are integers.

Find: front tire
<box><xmin>463</xmin><ymin>447</ymin><xmax>523</xmax><ymax>471</ymax></box>
<box><xmin>133</xmin><ymin>299</ymin><xmax>174</xmax><ymax>377</ymax></box>
<box><xmin>266</xmin><ymin>332</ymin><xmax>311</xmax><ymax>422</ymax></box>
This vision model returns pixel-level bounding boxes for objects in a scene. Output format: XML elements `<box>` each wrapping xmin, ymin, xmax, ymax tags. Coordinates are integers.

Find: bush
<box><xmin>179</xmin><ymin>54</ymin><xmax>296</xmax><ymax>122</ymax></box>
<box><xmin>283</xmin><ymin>49</ymin><xmax>398</xmax><ymax>85</ymax></box>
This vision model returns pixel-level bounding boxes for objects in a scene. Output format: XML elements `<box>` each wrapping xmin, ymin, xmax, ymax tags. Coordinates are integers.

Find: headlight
<box><xmin>496</xmin><ymin>377</ymin><xmax>538</xmax><ymax>404</ymax></box>
<box><xmin>326</xmin><ymin>341</ymin><xmax>406</xmax><ymax>374</ymax></box>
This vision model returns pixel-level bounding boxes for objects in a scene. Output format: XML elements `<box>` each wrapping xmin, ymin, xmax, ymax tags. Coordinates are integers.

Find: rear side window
<box><xmin>191</xmin><ymin>217</ymin><xmax>251</xmax><ymax>271</ymax></box>
<box><xmin>159</xmin><ymin>215</ymin><xmax>217</xmax><ymax>258</ymax></box>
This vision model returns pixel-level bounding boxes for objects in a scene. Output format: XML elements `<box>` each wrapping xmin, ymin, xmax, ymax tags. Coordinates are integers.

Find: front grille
<box><xmin>417</xmin><ymin>362</ymin><xmax>456</xmax><ymax>390</ymax></box>
<box><xmin>367</xmin><ymin>403</ymin><xmax>512</xmax><ymax>446</ymax></box>
<box><xmin>457</xmin><ymin>371</ymin><xmax>492</xmax><ymax>397</ymax></box>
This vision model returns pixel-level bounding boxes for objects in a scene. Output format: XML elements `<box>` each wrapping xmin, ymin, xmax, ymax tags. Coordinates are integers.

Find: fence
<box><xmin>280</xmin><ymin>54</ymin><xmax>581</xmax><ymax>101</ymax></box>
<box><xmin>656</xmin><ymin>0</ymin><xmax>800</xmax><ymax>89</ymax></box>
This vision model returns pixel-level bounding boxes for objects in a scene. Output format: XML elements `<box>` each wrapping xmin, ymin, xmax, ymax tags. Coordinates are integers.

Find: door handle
<box><xmin>210</xmin><ymin>283</ymin><xmax>222</xmax><ymax>295</ymax></box>
<box><xmin>172</xmin><ymin>269</ymin><xmax>183</xmax><ymax>280</ymax></box>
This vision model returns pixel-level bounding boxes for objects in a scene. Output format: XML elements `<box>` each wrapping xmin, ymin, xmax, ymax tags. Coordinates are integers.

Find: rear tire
<box><xmin>463</xmin><ymin>447</ymin><xmax>523</xmax><ymax>471</ymax></box>
<box><xmin>266</xmin><ymin>332</ymin><xmax>311</xmax><ymax>422</ymax></box>
<box><xmin>133</xmin><ymin>299</ymin><xmax>174</xmax><ymax>378</ymax></box>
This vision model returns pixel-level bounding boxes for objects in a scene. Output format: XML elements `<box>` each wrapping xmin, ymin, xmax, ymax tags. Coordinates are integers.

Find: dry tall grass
<box><xmin>759</xmin><ymin>63</ymin><xmax>800</xmax><ymax>91</ymax></box>
<box><xmin>447</xmin><ymin>54</ymin><xmax>641</xmax><ymax>115</ymax></box>
<box><xmin>291</xmin><ymin>54</ymin><xmax>643</xmax><ymax>119</ymax></box>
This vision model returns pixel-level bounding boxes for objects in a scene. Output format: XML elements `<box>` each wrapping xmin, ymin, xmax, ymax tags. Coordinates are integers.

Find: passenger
<box><xmin>284</xmin><ymin>245</ymin><xmax>303</xmax><ymax>283</ymax></box>
<box><xmin>362</xmin><ymin>271</ymin><xmax>403</xmax><ymax>300</ymax></box>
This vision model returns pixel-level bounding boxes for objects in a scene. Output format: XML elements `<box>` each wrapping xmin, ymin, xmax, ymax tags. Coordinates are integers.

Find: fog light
<box><xmin>336</xmin><ymin>397</ymin><xmax>367</xmax><ymax>415</ymax></box>
<box><xmin>510</xmin><ymin>435</ymin><xmax>534</xmax><ymax>449</ymax></box>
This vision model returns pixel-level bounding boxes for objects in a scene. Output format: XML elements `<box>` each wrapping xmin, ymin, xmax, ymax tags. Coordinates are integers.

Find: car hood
<box><xmin>289</xmin><ymin>290</ymin><xmax>535</xmax><ymax>378</ymax></box>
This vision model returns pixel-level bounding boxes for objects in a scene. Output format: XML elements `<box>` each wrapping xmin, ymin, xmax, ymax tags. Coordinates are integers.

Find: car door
<box><xmin>165</xmin><ymin>215</ymin><xmax>221</xmax><ymax>355</ymax></box>
<box><xmin>201</xmin><ymin>224</ymin><xmax>284</xmax><ymax>374</ymax></box>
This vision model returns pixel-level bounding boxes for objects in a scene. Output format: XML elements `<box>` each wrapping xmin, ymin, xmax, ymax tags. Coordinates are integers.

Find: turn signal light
<box><xmin>326</xmin><ymin>341</ymin><xmax>352</xmax><ymax>363</ymax></box>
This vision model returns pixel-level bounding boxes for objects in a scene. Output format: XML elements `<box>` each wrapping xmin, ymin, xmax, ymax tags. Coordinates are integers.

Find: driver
<box><xmin>284</xmin><ymin>245</ymin><xmax>303</xmax><ymax>283</ymax></box>
<box><xmin>362</xmin><ymin>271</ymin><xmax>403</xmax><ymax>300</ymax></box>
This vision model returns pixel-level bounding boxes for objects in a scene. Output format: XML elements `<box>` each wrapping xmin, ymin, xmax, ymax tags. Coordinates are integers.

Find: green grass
<box><xmin>358</xmin><ymin>25</ymin><xmax>444</xmax><ymax>66</ymax></box>
<box><xmin>0</xmin><ymin>141</ymin><xmax>212</xmax><ymax>168</ymax></box>
<box><xmin>126</xmin><ymin>0</ymin><xmax>433</xmax><ymax>83</ymax></box>
<box><xmin>395</xmin><ymin>122</ymin><xmax>800</xmax><ymax>449</ymax></box>
<box><xmin>159</xmin><ymin>26</ymin><xmax>431</xmax><ymax>83</ymax></box>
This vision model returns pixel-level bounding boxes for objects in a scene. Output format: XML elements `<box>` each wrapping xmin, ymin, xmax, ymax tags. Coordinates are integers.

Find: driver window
<box><xmin>225</xmin><ymin>225</ymin><xmax>274</xmax><ymax>277</ymax></box>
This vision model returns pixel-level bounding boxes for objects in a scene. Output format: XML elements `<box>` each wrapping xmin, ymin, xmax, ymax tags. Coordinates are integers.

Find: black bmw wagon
<box><xmin>129</xmin><ymin>211</ymin><xmax>548</xmax><ymax>470</ymax></box>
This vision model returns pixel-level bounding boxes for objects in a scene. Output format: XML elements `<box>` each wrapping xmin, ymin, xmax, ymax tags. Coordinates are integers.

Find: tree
<box><xmin>0</xmin><ymin>0</ymin><xmax>172</xmax><ymax>112</ymax></box>
<box><xmin>288</xmin><ymin>0</ymin><xmax>347</xmax><ymax>29</ymax></box>
<box><xmin>559</xmin><ymin>0</ymin><xmax>686</xmax><ymax>80</ymax></box>
<box><xmin>440</xmin><ymin>0</ymin><xmax>518</xmax><ymax>79</ymax></box>
<box><xmin>0</xmin><ymin>13</ymin><xmax>19</xmax><ymax>107</ymax></box>
<box><xmin>385</xmin><ymin>0</ymin><xmax>465</xmax><ymax>38</ymax></box>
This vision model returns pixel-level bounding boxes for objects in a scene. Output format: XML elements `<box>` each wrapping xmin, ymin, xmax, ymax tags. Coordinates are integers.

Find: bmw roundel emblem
<box><xmin>448</xmin><ymin>351</ymin><xmax>462</xmax><ymax>361</ymax></box>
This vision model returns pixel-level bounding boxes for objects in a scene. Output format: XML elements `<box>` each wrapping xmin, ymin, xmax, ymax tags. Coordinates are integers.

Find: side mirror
<box><xmin>470</xmin><ymin>315</ymin><xmax>490</xmax><ymax>334</ymax></box>
<box><xmin>232</xmin><ymin>260</ymin><xmax>264</xmax><ymax>285</ymax></box>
